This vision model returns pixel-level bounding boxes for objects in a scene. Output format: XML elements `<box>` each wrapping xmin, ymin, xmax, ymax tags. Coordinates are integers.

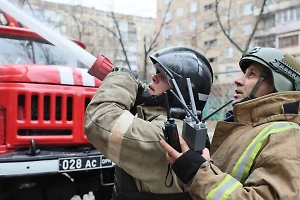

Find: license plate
<box><xmin>58</xmin><ymin>155</ymin><xmax>113</xmax><ymax>172</ymax></box>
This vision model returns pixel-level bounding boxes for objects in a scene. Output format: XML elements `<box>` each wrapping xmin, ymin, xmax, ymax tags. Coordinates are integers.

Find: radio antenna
<box><xmin>201</xmin><ymin>99</ymin><xmax>233</xmax><ymax>123</ymax></box>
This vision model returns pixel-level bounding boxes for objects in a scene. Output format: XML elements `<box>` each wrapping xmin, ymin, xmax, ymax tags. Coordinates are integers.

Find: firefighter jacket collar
<box><xmin>232</xmin><ymin>91</ymin><xmax>300</xmax><ymax>127</ymax></box>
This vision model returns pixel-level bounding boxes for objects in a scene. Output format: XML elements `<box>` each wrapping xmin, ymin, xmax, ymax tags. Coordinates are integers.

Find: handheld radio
<box><xmin>163</xmin><ymin>92</ymin><xmax>181</xmax><ymax>152</ymax></box>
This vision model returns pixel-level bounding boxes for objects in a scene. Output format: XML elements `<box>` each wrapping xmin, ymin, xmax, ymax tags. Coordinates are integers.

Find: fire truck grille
<box><xmin>18</xmin><ymin>129</ymin><xmax>72</xmax><ymax>136</ymax></box>
<box><xmin>16</xmin><ymin>93</ymin><xmax>85</xmax><ymax>136</ymax></box>
<box><xmin>23</xmin><ymin>94</ymin><xmax>74</xmax><ymax>121</ymax></box>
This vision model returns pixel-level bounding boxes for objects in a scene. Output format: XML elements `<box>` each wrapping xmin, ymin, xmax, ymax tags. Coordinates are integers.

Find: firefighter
<box><xmin>84</xmin><ymin>46</ymin><xmax>213</xmax><ymax>199</ymax></box>
<box><xmin>160</xmin><ymin>47</ymin><xmax>300</xmax><ymax>200</ymax></box>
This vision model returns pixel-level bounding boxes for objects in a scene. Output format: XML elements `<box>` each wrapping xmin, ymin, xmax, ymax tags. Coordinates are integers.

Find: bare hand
<box><xmin>201</xmin><ymin>148</ymin><xmax>211</xmax><ymax>161</ymax></box>
<box><xmin>160</xmin><ymin>137</ymin><xmax>190</xmax><ymax>164</ymax></box>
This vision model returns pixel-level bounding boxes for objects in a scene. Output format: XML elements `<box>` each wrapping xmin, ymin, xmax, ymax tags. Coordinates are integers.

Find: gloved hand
<box><xmin>88</xmin><ymin>55</ymin><xmax>113</xmax><ymax>81</ymax></box>
<box><xmin>110</xmin><ymin>67</ymin><xmax>148</xmax><ymax>110</ymax></box>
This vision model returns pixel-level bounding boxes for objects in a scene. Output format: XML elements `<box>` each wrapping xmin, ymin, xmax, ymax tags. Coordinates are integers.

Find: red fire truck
<box><xmin>0</xmin><ymin>11</ymin><xmax>114</xmax><ymax>200</ymax></box>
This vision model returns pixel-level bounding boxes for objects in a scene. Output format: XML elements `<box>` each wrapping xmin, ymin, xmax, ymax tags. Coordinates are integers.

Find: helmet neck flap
<box><xmin>149</xmin><ymin>46</ymin><xmax>213</xmax><ymax>119</ymax></box>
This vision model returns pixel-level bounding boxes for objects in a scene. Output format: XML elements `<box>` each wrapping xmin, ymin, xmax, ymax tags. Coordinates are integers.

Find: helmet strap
<box><xmin>240</xmin><ymin>68</ymin><xmax>269</xmax><ymax>103</ymax></box>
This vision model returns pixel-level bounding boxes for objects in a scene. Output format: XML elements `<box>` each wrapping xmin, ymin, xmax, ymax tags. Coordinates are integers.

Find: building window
<box><xmin>166</xmin><ymin>42</ymin><xmax>172</xmax><ymax>47</ymax></box>
<box><xmin>243</xmin><ymin>3</ymin><xmax>253</xmax><ymax>15</ymax></box>
<box><xmin>71</xmin><ymin>26</ymin><xmax>77</xmax><ymax>33</ymax></box>
<box><xmin>178</xmin><ymin>40</ymin><xmax>184</xmax><ymax>46</ymax></box>
<box><xmin>190</xmin><ymin>19</ymin><xmax>197</xmax><ymax>30</ymax></box>
<box><xmin>60</xmin><ymin>25</ymin><xmax>66</xmax><ymax>33</ymax></box>
<box><xmin>99</xmin><ymin>30</ymin><xmax>103</xmax><ymax>36</ymax></box>
<box><xmin>276</xmin><ymin>7</ymin><xmax>300</xmax><ymax>25</ymax></box>
<box><xmin>83</xmin><ymin>21</ymin><xmax>93</xmax><ymax>26</ymax></box>
<box><xmin>118</xmin><ymin>21</ymin><xmax>128</xmax><ymax>32</ymax></box>
<box><xmin>281</xmin><ymin>10</ymin><xmax>288</xmax><ymax>23</ymax></box>
<box><xmin>44</xmin><ymin>10</ymin><xmax>61</xmax><ymax>24</ymax></box>
<box><xmin>145</xmin><ymin>26</ymin><xmax>151</xmax><ymax>32</ymax></box>
<box><xmin>164</xmin><ymin>0</ymin><xmax>171</xmax><ymax>5</ymax></box>
<box><xmin>288</xmin><ymin>9</ymin><xmax>294</xmax><ymax>21</ymax></box>
<box><xmin>264</xmin><ymin>16</ymin><xmax>275</xmax><ymax>28</ymax></box>
<box><xmin>266</xmin><ymin>0</ymin><xmax>276</xmax><ymax>4</ymax></box>
<box><xmin>83</xmin><ymin>32</ymin><xmax>92</xmax><ymax>36</ymax></box>
<box><xmin>225</xmin><ymin>47</ymin><xmax>233</xmax><ymax>58</ymax></box>
<box><xmin>108</xmin><ymin>51</ymin><xmax>114</xmax><ymax>58</ymax></box>
<box><xmin>226</xmin><ymin>66</ymin><xmax>233</xmax><ymax>76</ymax></box>
<box><xmin>204</xmin><ymin>3</ymin><xmax>216</xmax><ymax>11</ymax></box>
<box><xmin>204</xmin><ymin>21</ymin><xmax>217</xmax><ymax>29</ymax></box>
<box><xmin>31</xmin><ymin>8</ymin><xmax>44</xmax><ymax>21</ymax></box>
<box><xmin>145</xmin><ymin>36</ymin><xmax>151</xmax><ymax>42</ymax></box>
<box><xmin>108</xmin><ymin>22</ymin><xmax>114</xmax><ymax>27</ymax></box>
<box><xmin>177</xmin><ymin>23</ymin><xmax>183</xmax><ymax>33</ymax></box>
<box><xmin>165</xmin><ymin>11</ymin><xmax>172</xmax><ymax>22</ymax></box>
<box><xmin>225</xmin><ymin>9</ymin><xmax>233</xmax><ymax>20</ymax></box>
<box><xmin>279</xmin><ymin>35</ymin><xmax>299</xmax><ymax>48</ymax></box>
<box><xmin>204</xmin><ymin>39</ymin><xmax>217</xmax><ymax>47</ymax></box>
<box><xmin>164</xmin><ymin>27</ymin><xmax>172</xmax><ymax>39</ymax></box>
<box><xmin>190</xmin><ymin>2</ymin><xmax>197</xmax><ymax>13</ymax></box>
<box><xmin>243</xmin><ymin>24</ymin><xmax>252</xmax><ymax>36</ymax></box>
<box><xmin>225</xmin><ymin>28</ymin><xmax>234</xmax><ymax>38</ymax></box>
<box><xmin>177</xmin><ymin>7</ymin><xmax>183</xmax><ymax>16</ymax></box>
<box><xmin>208</xmin><ymin>57</ymin><xmax>218</xmax><ymax>63</ymax></box>
<box><xmin>256</xmin><ymin>35</ymin><xmax>275</xmax><ymax>47</ymax></box>
<box><xmin>297</xmin><ymin>7</ymin><xmax>300</xmax><ymax>20</ymax></box>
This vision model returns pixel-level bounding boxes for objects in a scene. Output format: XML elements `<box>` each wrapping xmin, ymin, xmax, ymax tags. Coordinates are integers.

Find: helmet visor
<box><xmin>153</xmin><ymin>63</ymin><xmax>174</xmax><ymax>84</ymax></box>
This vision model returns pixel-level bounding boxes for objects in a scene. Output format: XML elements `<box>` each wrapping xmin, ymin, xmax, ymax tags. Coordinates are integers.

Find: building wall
<box><xmin>156</xmin><ymin>0</ymin><xmax>300</xmax><ymax>84</ymax></box>
<box><xmin>15</xmin><ymin>0</ymin><xmax>156</xmax><ymax>76</ymax></box>
<box><xmin>8</xmin><ymin>0</ymin><xmax>300</xmax><ymax>82</ymax></box>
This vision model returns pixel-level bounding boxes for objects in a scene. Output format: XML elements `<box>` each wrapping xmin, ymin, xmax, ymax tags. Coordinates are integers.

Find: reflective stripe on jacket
<box><xmin>84</xmin><ymin>71</ymin><xmax>188</xmax><ymax>194</ymax></box>
<box><xmin>207</xmin><ymin>121</ymin><xmax>300</xmax><ymax>200</ymax></box>
<box><xmin>187</xmin><ymin>91</ymin><xmax>300</xmax><ymax>200</ymax></box>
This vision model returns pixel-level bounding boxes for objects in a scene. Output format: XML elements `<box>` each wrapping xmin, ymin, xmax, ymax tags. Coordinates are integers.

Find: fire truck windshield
<box><xmin>0</xmin><ymin>37</ymin><xmax>85</xmax><ymax>68</ymax></box>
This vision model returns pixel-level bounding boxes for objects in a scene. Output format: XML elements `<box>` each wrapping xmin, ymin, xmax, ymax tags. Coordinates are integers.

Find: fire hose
<box><xmin>0</xmin><ymin>0</ymin><xmax>112</xmax><ymax>81</ymax></box>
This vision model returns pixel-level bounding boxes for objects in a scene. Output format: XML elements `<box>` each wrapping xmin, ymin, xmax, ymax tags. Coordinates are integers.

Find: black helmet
<box><xmin>149</xmin><ymin>46</ymin><xmax>213</xmax><ymax>112</ymax></box>
<box><xmin>240</xmin><ymin>47</ymin><xmax>300</xmax><ymax>92</ymax></box>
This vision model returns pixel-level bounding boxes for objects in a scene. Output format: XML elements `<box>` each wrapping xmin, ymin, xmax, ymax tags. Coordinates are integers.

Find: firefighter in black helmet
<box><xmin>85</xmin><ymin>46</ymin><xmax>213</xmax><ymax>200</ymax></box>
<box><xmin>149</xmin><ymin>46</ymin><xmax>213</xmax><ymax>112</ymax></box>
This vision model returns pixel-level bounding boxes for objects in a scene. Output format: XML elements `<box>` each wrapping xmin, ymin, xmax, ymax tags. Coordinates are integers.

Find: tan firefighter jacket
<box><xmin>84</xmin><ymin>71</ymin><xmax>188</xmax><ymax>193</ymax></box>
<box><xmin>187</xmin><ymin>91</ymin><xmax>300</xmax><ymax>200</ymax></box>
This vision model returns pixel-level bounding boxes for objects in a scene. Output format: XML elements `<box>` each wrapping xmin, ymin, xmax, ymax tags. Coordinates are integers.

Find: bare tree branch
<box><xmin>91</xmin><ymin>12</ymin><xmax>131</xmax><ymax>69</ymax></box>
<box><xmin>244</xmin><ymin>0</ymin><xmax>267</xmax><ymax>51</ymax></box>
<box><xmin>65</xmin><ymin>5</ymin><xmax>84</xmax><ymax>41</ymax></box>
<box><xmin>110</xmin><ymin>12</ymin><xmax>131</xmax><ymax>69</ymax></box>
<box><xmin>215</xmin><ymin>0</ymin><xmax>243</xmax><ymax>52</ymax></box>
<box><xmin>215</xmin><ymin>0</ymin><xmax>267</xmax><ymax>53</ymax></box>
<box><xmin>91</xmin><ymin>21</ymin><xmax>118</xmax><ymax>37</ymax></box>
<box><xmin>198</xmin><ymin>30</ymin><xmax>221</xmax><ymax>56</ymax></box>
<box><xmin>142</xmin><ymin>0</ymin><xmax>172</xmax><ymax>80</ymax></box>
<box><xmin>226</xmin><ymin>0</ymin><xmax>232</xmax><ymax>31</ymax></box>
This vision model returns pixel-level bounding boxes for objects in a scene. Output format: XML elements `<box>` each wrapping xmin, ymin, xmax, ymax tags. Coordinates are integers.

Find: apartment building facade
<box><xmin>156</xmin><ymin>0</ymin><xmax>300</xmax><ymax>84</ymax></box>
<box><xmin>9</xmin><ymin>0</ymin><xmax>156</xmax><ymax>76</ymax></box>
